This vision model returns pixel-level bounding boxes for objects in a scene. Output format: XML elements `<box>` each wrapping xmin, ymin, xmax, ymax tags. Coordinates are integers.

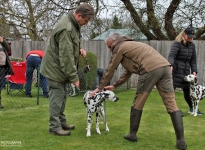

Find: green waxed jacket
<box><xmin>40</xmin><ymin>11</ymin><xmax>81</xmax><ymax>83</ymax></box>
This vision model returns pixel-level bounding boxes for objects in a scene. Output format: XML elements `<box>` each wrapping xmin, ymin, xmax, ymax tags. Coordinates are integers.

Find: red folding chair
<box><xmin>6</xmin><ymin>61</ymin><xmax>26</xmax><ymax>95</ymax></box>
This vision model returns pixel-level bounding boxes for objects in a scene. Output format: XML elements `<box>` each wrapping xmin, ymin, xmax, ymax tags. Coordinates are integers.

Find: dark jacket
<box><xmin>98</xmin><ymin>36</ymin><xmax>170</xmax><ymax>90</ymax></box>
<box><xmin>40</xmin><ymin>11</ymin><xmax>81</xmax><ymax>83</ymax></box>
<box><xmin>168</xmin><ymin>41</ymin><xmax>197</xmax><ymax>88</ymax></box>
<box><xmin>0</xmin><ymin>40</ymin><xmax>13</xmax><ymax>75</ymax></box>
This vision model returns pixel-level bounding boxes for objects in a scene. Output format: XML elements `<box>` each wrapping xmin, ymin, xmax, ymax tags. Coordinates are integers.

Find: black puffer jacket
<box><xmin>168</xmin><ymin>41</ymin><xmax>197</xmax><ymax>89</ymax></box>
<box><xmin>0</xmin><ymin>40</ymin><xmax>13</xmax><ymax>75</ymax></box>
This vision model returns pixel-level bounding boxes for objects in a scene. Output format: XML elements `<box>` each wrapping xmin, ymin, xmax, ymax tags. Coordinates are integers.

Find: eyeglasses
<box><xmin>83</xmin><ymin>17</ymin><xmax>89</xmax><ymax>23</ymax></box>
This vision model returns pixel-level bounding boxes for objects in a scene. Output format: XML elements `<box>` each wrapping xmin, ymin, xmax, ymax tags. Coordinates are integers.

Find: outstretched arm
<box><xmin>104</xmin><ymin>85</ymin><xmax>115</xmax><ymax>91</ymax></box>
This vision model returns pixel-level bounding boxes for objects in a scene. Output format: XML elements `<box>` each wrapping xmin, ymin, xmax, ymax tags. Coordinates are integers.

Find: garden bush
<box><xmin>78</xmin><ymin>51</ymin><xmax>97</xmax><ymax>91</ymax></box>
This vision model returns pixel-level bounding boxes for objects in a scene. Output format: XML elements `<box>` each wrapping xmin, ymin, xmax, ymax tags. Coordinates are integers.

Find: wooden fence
<box><xmin>10</xmin><ymin>40</ymin><xmax>205</xmax><ymax>87</ymax></box>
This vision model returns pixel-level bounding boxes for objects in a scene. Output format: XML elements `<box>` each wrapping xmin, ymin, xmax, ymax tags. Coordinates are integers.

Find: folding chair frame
<box><xmin>6</xmin><ymin>61</ymin><xmax>26</xmax><ymax>96</ymax></box>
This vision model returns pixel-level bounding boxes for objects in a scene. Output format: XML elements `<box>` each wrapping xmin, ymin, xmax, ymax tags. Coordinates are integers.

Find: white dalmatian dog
<box><xmin>83</xmin><ymin>90</ymin><xmax>119</xmax><ymax>137</ymax></box>
<box><xmin>184</xmin><ymin>74</ymin><xmax>205</xmax><ymax>116</ymax></box>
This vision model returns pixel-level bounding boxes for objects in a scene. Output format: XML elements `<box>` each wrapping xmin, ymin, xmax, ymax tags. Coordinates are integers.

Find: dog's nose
<box><xmin>114</xmin><ymin>97</ymin><xmax>119</xmax><ymax>102</ymax></box>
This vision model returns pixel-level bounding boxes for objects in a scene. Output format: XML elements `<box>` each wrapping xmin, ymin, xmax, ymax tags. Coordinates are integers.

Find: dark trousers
<box><xmin>182</xmin><ymin>88</ymin><xmax>192</xmax><ymax>108</ymax></box>
<box><xmin>0</xmin><ymin>67</ymin><xmax>5</xmax><ymax>105</ymax></box>
<box><xmin>48</xmin><ymin>79</ymin><xmax>68</xmax><ymax>131</ymax></box>
<box><xmin>173</xmin><ymin>87</ymin><xmax>192</xmax><ymax>109</ymax></box>
<box><xmin>26</xmin><ymin>55</ymin><xmax>48</xmax><ymax>96</ymax></box>
<box><xmin>1</xmin><ymin>76</ymin><xmax>6</xmax><ymax>88</ymax></box>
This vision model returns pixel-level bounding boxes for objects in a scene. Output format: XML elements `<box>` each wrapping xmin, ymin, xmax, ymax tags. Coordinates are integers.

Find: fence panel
<box><xmin>194</xmin><ymin>41</ymin><xmax>205</xmax><ymax>85</ymax></box>
<box><xmin>2</xmin><ymin>40</ymin><xmax>204</xmax><ymax>110</ymax></box>
<box><xmin>9</xmin><ymin>40</ymin><xmax>205</xmax><ymax>87</ymax></box>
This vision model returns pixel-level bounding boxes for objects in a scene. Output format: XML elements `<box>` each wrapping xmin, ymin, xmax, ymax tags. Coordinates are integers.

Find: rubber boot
<box><xmin>124</xmin><ymin>106</ymin><xmax>142</xmax><ymax>142</ymax></box>
<box><xmin>170</xmin><ymin>110</ymin><xmax>187</xmax><ymax>150</ymax></box>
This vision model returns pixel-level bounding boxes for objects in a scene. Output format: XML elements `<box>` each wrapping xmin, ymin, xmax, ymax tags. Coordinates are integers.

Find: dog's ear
<box><xmin>103</xmin><ymin>91</ymin><xmax>110</xmax><ymax>97</ymax></box>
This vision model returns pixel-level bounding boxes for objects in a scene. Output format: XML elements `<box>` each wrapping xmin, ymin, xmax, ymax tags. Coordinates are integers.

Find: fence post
<box><xmin>36</xmin><ymin>65</ymin><xmax>40</xmax><ymax>105</ymax></box>
<box><xmin>85</xmin><ymin>72</ymin><xmax>88</xmax><ymax>91</ymax></box>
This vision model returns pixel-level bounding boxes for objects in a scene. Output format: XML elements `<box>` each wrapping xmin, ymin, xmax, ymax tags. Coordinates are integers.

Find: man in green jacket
<box><xmin>40</xmin><ymin>3</ymin><xmax>94</xmax><ymax>136</ymax></box>
<box><xmin>90</xmin><ymin>33</ymin><xmax>187</xmax><ymax>150</ymax></box>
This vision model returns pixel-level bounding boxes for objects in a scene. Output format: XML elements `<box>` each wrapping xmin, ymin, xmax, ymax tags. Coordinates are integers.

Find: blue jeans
<box><xmin>26</xmin><ymin>55</ymin><xmax>48</xmax><ymax>96</ymax></box>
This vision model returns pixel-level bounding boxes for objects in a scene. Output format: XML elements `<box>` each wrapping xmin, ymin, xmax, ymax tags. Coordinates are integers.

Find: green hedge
<box><xmin>10</xmin><ymin>57</ymin><xmax>23</xmax><ymax>62</ymax></box>
<box><xmin>78</xmin><ymin>51</ymin><xmax>97</xmax><ymax>91</ymax></box>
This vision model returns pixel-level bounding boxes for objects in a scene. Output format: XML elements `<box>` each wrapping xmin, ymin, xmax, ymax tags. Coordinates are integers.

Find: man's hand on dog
<box><xmin>89</xmin><ymin>86</ymin><xmax>115</xmax><ymax>97</ymax></box>
<box><xmin>89</xmin><ymin>88</ymin><xmax>100</xmax><ymax>97</ymax></box>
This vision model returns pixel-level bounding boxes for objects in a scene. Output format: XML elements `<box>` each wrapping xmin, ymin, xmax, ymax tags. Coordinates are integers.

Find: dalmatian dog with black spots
<box><xmin>184</xmin><ymin>74</ymin><xmax>205</xmax><ymax>116</ymax></box>
<box><xmin>83</xmin><ymin>90</ymin><xmax>119</xmax><ymax>137</ymax></box>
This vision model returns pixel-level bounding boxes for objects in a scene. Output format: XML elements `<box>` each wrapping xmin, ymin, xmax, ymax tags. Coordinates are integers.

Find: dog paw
<box><xmin>86</xmin><ymin>132</ymin><xmax>91</xmax><ymax>137</ymax></box>
<box><xmin>96</xmin><ymin>128</ymin><xmax>101</xmax><ymax>134</ymax></box>
<box><xmin>86</xmin><ymin>129</ymin><xmax>91</xmax><ymax>137</ymax></box>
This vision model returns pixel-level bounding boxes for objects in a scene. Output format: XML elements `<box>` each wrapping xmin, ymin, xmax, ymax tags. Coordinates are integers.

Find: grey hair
<box><xmin>105</xmin><ymin>33</ymin><xmax>120</xmax><ymax>43</ymax></box>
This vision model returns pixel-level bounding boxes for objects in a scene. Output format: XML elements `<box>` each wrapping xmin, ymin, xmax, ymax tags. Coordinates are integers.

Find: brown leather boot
<box><xmin>49</xmin><ymin>129</ymin><xmax>70</xmax><ymax>136</ymax></box>
<box><xmin>62</xmin><ymin>124</ymin><xmax>75</xmax><ymax>130</ymax></box>
<box><xmin>124</xmin><ymin>106</ymin><xmax>142</xmax><ymax>142</ymax></box>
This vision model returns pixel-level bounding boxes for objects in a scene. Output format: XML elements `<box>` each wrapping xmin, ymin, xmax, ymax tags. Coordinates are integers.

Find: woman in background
<box><xmin>0</xmin><ymin>36</ymin><xmax>13</xmax><ymax>108</ymax></box>
<box><xmin>168</xmin><ymin>27</ymin><xmax>203</xmax><ymax>116</ymax></box>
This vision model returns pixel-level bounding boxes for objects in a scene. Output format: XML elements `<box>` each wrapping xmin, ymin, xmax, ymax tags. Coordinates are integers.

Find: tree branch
<box><xmin>146</xmin><ymin>0</ymin><xmax>168</xmax><ymax>40</ymax></box>
<box><xmin>120</xmin><ymin>0</ymin><xmax>157</xmax><ymax>40</ymax></box>
<box><xmin>165</xmin><ymin>0</ymin><xmax>180</xmax><ymax>40</ymax></box>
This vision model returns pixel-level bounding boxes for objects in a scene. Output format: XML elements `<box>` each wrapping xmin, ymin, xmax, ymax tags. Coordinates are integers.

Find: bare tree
<box><xmin>119</xmin><ymin>0</ymin><xmax>205</xmax><ymax>40</ymax></box>
<box><xmin>1</xmin><ymin>0</ymin><xmax>84</xmax><ymax>40</ymax></box>
<box><xmin>1</xmin><ymin>0</ymin><xmax>204</xmax><ymax>40</ymax></box>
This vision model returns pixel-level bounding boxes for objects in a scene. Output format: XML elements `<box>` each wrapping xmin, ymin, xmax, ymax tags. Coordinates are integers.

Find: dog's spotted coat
<box><xmin>83</xmin><ymin>90</ymin><xmax>119</xmax><ymax>137</ymax></box>
<box><xmin>184</xmin><ymin>74</ymin><xmax>205</xmax><ymax>116</ymax></box>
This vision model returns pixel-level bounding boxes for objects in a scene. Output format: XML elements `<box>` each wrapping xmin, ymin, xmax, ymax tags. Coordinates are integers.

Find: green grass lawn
<box><xmin>0</xmin><ymin>89</ymin><xmax>205</xmax><ymax>150</ymax></box>
<box><xmin>0</xmin><ymin>84</ymin><xmax>48</xmax><ymax>109</ymax></box>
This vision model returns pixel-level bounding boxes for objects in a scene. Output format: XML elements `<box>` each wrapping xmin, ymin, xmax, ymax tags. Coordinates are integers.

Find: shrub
<box><xmin>78</xmin><ymin>51</ymin><xmax>97</xmax><ymax>91</ymax></box>
<box><xmin>10</xmin><ymin>57</ymin><xmax>23</xmax><ymax>62</ymax></box>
